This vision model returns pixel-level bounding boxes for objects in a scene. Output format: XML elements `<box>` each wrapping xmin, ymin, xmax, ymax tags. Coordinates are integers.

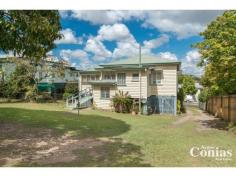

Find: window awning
<box><xmin>88</xmin><ymin>80</ymin><xmax>117</xmax><ymax>86</ymax></box>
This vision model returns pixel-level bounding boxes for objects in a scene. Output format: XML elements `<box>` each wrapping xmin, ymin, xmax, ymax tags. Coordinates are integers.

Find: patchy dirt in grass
<box><xmin>0</xmin><ymin>122</ymin><xmax>149</xmax><ymax>167</ymax></box>
<box><xmin>172</xmin><ymin>106</ymin><xmax>229</xmax><ymax>132</ymax></box>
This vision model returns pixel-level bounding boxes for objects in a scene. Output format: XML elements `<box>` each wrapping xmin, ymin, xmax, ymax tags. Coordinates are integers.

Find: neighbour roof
<box><xmin>100</xmin><ymin>55</ymin><xmax>181</xmax><ymax>66</ymax></box>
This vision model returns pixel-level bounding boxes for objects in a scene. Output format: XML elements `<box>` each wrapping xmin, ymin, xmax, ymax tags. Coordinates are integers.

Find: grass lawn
<box><xmin>0</xmin><ymin>102</ymin><xmax>236</xmax><ymax>167</ymax></box>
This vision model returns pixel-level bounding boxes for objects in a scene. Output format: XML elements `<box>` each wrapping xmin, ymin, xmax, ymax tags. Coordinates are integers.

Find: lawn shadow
<box><xmin>0</xmin><ymin>108</ymin><xmax>151</xmax><ymax>167</ymax></box>
<box><xmin>198</xmin><ymin>118</ymin><xmax>229</xmax><ymax>131</ymax></box>
<box><xmin>0</xmin><ymin>107</ymin><xmax>130</xmax><ymax>138</ymax></box>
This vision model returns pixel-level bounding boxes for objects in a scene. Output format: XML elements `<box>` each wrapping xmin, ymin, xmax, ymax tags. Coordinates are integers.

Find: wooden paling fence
<box><xmin>206</xmin><ymin>95</ymin><xmax>236</xmax><ymax>124</ymax></box>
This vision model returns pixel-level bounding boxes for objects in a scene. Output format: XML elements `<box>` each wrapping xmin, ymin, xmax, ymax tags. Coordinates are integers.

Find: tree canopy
<box><xmin>179</xmin><ymin>75</ymin><xmax>197</xmax><ymax>95</ymax></box>
<box><xmin>0</xmin><ymin>10</ymin><xmax>62</xmax><ymax>61</ymax></box>
<box><xmin>194</xmin><ymin>10</ymin><xmax>236</xmax><ymax>95</ymax></box>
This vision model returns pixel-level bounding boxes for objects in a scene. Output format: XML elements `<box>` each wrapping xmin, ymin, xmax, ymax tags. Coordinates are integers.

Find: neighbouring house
<box><xmin>0</xmin><ymin>57</ymin><xmax>80</xmax><ymax>98</ymax></box>
<box><xmin>76</xmin><ymin>55</ymin><xmax>181</xmax><ymax>115</ymax></box>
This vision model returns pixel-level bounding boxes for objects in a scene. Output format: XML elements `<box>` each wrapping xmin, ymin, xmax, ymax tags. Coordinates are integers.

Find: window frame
<box><xmin>100</xmin><ymin>87</ymin><xmax>110</xmax><ymax>99</ymax></box>
<box><xmin>149</xmin><ymin>70</ymin><xmax>163</xmax><ymax>85</ymax></box>
<box><xmin>117</xmin><ymin>73</ymin><xmax>126</xmax><ymax>86</ymax></box>
<box><xmin>132</xmin><ymin>73</ymin><xmax>139</xmax><ymax>82</ymax></box>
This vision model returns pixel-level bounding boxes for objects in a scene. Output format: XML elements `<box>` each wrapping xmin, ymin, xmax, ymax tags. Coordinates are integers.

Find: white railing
<box><xmin>66</xmin><ymin>87</ymin><xmax>93</xmax><ymax>109</ymax></box>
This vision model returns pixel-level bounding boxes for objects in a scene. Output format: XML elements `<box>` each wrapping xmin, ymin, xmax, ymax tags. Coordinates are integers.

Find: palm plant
<box><xmin>112</xmin><ymin>90</ymin><xmax>133</xmax><ymax>113</ymax></box>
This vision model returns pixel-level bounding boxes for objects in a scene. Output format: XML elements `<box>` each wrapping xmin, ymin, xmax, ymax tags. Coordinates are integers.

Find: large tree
<box><xmin>0</xmin><ymin>10</ymin><xmax>62</xmax><ymax>60</ymax></box>
<box><xmin>0</xmin><ymin>10</ymin><xmax>63</xmax><ymax>96</ymax></box>
<box><xmin>178</xmin><ymin>75</ymin><xmax>197</xmax><ymax>95</ymax></box>
<box><xmin>194</xmin><ymin>10</ymin><xmax>236</xmax><ymax>95</ymax></box>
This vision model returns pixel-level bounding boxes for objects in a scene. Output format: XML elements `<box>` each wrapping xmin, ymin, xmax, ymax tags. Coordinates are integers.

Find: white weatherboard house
<box><xmin>68</xmin><ymin>55</ymin><xmax>181</xmax><ymax>115</ymax></box>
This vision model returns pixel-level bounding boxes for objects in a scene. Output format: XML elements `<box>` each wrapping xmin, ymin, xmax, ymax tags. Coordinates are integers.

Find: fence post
<box><xmin>220</xmin><ymin>96</ymin><xmax>223</xmax><ymax>118</ymax></box>
<box><xmin>228</xmin><ymin>95</ymin><xmax>231</xmax><ymax>122</ymax></box>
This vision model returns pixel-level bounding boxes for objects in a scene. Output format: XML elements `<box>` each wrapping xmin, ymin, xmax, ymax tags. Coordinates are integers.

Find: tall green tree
<box><xmin>0</xmin><ymin>10</ymin><xmax>63</xmax><ymax>96</ymax></box>
<box><xmin>179</xmin><ymin>75</ymin><xmax>197</xmax><ymax>95</ymax></box>
<box><xmin>194</xmin><ymin>10</ymin><xmax>236</xmax><ymax>95</ymax></box>
<box><xmin>0</xmin><ymin>10</ymin><xmax>62</xmax><ymax>60</ymax></box>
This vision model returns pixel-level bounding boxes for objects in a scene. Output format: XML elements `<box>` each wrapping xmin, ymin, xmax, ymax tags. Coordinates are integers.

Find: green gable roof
<box><xmin>100</xmin><ymin>55</ymin><xmax>181</xmax><ymax>67</ymax></box>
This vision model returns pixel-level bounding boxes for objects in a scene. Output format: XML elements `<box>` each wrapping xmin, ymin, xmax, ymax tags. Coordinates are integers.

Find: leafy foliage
<box><xmin>63</xmin><ymin>83</ymin><xmax>78</xmax><ymax>100</ymax></box>
<box><xmin>4</xmin><ymin>63</ymin><xmax>34</xmax><ymax>99</ymax></box>
<box><xmin>177</xmin><ymin>100</ymin><xmax>181</xmax><ymax>114</ymax></box>
<box><xmin>194</xmin><ymin>10</ymin><xmax>236</xmax><ymax>95</ymax></box>
<box><xmin>177</xmin><ymin>88</ymin><xmax>186</xmax><ymax>113</ymax></box>
<box><xmin>179</xmin><ymin>75</ymin><xmax>197</xmax><ymax>95</ymax></box>
<box><xmin>64</xmin><ymin>83</ymin><xmax>78</xmax><ymax>94</ymax></box>
<box><xmin>0</xmin><ymin>10</ymin><xmax>62</xmax><ymax>60</ymax></box>
<box><xmin>198</xmin><ymin>88</ymin><xmax>209</xmax><ymax>103</ymax></box>
<box><xmin>0</xmin><ymin>10</ymin><xmax>63</xmax><ymax>100</ymax></box>
<box><xmin>112</xmin><ymin>90</ymin><xmax>133</xmax><ymax>113</ymax></box>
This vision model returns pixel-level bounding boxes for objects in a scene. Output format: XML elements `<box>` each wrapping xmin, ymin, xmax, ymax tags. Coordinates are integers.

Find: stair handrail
<box><xmin>66</xmin><ymin>87</ymin><xmax>93</xmax><ymax>104</ymax></box>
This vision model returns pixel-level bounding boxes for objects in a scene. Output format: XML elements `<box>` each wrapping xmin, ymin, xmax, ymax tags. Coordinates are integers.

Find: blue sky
<box><xmin>52</xmin><ymin>11</ymin><xmax>223</xmax><ymax>76</ymax></box>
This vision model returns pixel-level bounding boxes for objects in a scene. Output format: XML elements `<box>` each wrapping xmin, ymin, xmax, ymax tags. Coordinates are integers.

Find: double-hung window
<box><xmin>150</xmin><ymin>70</ymin><xmax>163</xmax><ymax>85</ymax></box>
<box><xmin>101</xmin><ymin>87</ymin><xmax>110</xmax><ymax>99</ymax></box>
<box><xmin>117</xmin><ymin>73</ymin><xmax>126</xmax><ymax>85</ymax></box>
<box><xmin>132</xmin><ymin>73</ymin><xmax>139</xmax><ymax>82</ymax></box>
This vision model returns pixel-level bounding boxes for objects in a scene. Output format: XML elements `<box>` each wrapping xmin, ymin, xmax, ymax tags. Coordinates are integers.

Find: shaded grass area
<box><xmin>0</xmin><ymin>103</ymin><xmax>236</xmax><ymax>166</ymax></box>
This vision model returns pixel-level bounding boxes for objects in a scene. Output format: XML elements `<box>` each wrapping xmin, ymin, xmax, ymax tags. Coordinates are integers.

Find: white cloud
<box><xmin>158</xmin><ymin>52</ymin><xmax>178</xmax><ymax>61</ymax></box>
<box><xmin>60</xmin><ymin>49</ymin><xmax>88</xmax><ymax>61</ymax></box>
<box><xmin>143</xmin><ymin>34</ymin><xmax>169</xmax><ymax>49</ymax></box>
<box><xmin>85</xmin><ymin>37</ymin><xmax>112</xmax><ymax>61</ymax></box>
<box><xmin>63</xmin><ymin>10</ymin><xmax>223</xmax><ymax>39</ymax></box>
<box><xmin>68</xmin><ymin>10</ymin><xmax>145</xmax><ymax>25</ymax></box>
<box><xmin>94</xmin><ymin>23</ymin><xmax>142</xmax><ymax>59</ymax></box>
<box><xmin>185</xmin><ymin>50</ymin><xmax>201</xmax><ymax>63</ymax></box>
<box><xmin>59</xmin><ymin>49</ymin><xmax>98</xmax><ymax>69</ymax></box>
<box><xmin>143</xmin><ymin>11</ymin><xmax>223</xmax><ymax>39</ymax></box>
<box><xmin>181</xmin><ymin>50</ymin><xmax>203</xmax><ymax>76</ymax></box>
<box><xmin>97</xmin><ymin>23</ymin><xmax>134</xmax><ymax>42</ymax></box>
<box><xmin>55</xmin><ymin>28</ymin><xmax>83</xmax><ymax>44</ymax></box>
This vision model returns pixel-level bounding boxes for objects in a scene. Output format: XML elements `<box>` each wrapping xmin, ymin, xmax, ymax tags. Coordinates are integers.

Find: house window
<box><xmin>91</xmin><ymin>75</ymin><xmax>94</xmax><ymax>80</ymax></box>
<box><xmin>117</xmin><ymin>73</ymin><xmax>126</xmax><ymax>85</ymax></box>
<box><xmin>82</xmin><ymin>75</ymin><xmax>87</xmax><ymax>82</ymax></box>
<box><xmin>103</xmin><ymin>74</ymin><xmax>115</xmax><ymax>80</ymax></box>
<box><xmin>150</xmin><ymin>70</ymin><xmax>163</xmax><ymax>85</ymax></box>
<box><xmin>101</xmin><ymin>87</ymin><xmax>110</xmax><ymax>99</ymax></box>
<box><xmin>132</xmin><ymin>73</ymin><xmax>139</xmax><ymax>82</ymax></box>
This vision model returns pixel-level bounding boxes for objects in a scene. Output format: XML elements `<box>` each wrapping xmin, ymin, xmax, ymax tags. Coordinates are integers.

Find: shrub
<box><xmin>25</xmin><ymin>86</ymin><xmax>37</xmax><ymax>102</ymax></box>
<box><xmin>177</xmin><ymin>99</ymin><xmax>181</xmax><ymax>114</ymax></box>
<box><xmin>112</xmin><ymin>90</ymin><xmax>133</xmax><ymax>113</ymax></box>
<box><xmin>35</xmin><ymin>92</ymin><xmax>53</xmax><ymax>103</ymax></box>
<box><xmin>198</xmin><ymin>88</ymin><xmax>209</xmax><ymax>103</ymax></box>
<box><xmin>63</xmin><ymin>92</ymin><xmax>73</xmax><ymax>100</ymax></box>
<box><xmin>64</xmin><ymin>83</ymin><xmax>78</xmax><ymax>94</ymax></box>
<box><xmin>177</xmin><ymin>88</ymin><xmax>186</xmax><ymax>113</ymax></box>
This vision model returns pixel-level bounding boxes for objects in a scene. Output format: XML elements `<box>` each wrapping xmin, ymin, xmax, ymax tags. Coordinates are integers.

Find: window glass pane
<box><xmin>87</xmin><ymin>75</ymin><xmax>90</xmax><ymax>81</ymax></box>
<box><xmin>104</xmin><ymin>73</ymin><xmax>115</xmax><ymax>80</ymax></box>
<box><xmin>101</xmin><ymin>87</ymin><xmax>110</xmax><ymax>98</ymax></box>
<box><xmin>91</xmin><ymin>75</ymin><xmax>95</xmax><ymax>80</ymax></box>
<box><xmin>117</xmin><ymin>73</ymin><xmax>126</xmax><ymax>85</ymax></box>
<box><xmin>82</xmin><ymin>75</ymin><xmax>87</xmax><ymax>82</ymax></box>
<box><xmin>150</xmin><ymin>70</ymin><xmax>162</xmax><ymax>85</ymax></box>
<box><xmin>132</xmin><ymin>73</ymin><xmax>139</xmax><ymax>81</ymax></box>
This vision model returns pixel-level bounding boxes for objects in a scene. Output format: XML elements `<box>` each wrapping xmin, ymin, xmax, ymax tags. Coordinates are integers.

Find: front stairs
<box><xmin>66</xmin><ymin>87</ymin><xmax>93</xmax><ymax>109</ymax></box>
